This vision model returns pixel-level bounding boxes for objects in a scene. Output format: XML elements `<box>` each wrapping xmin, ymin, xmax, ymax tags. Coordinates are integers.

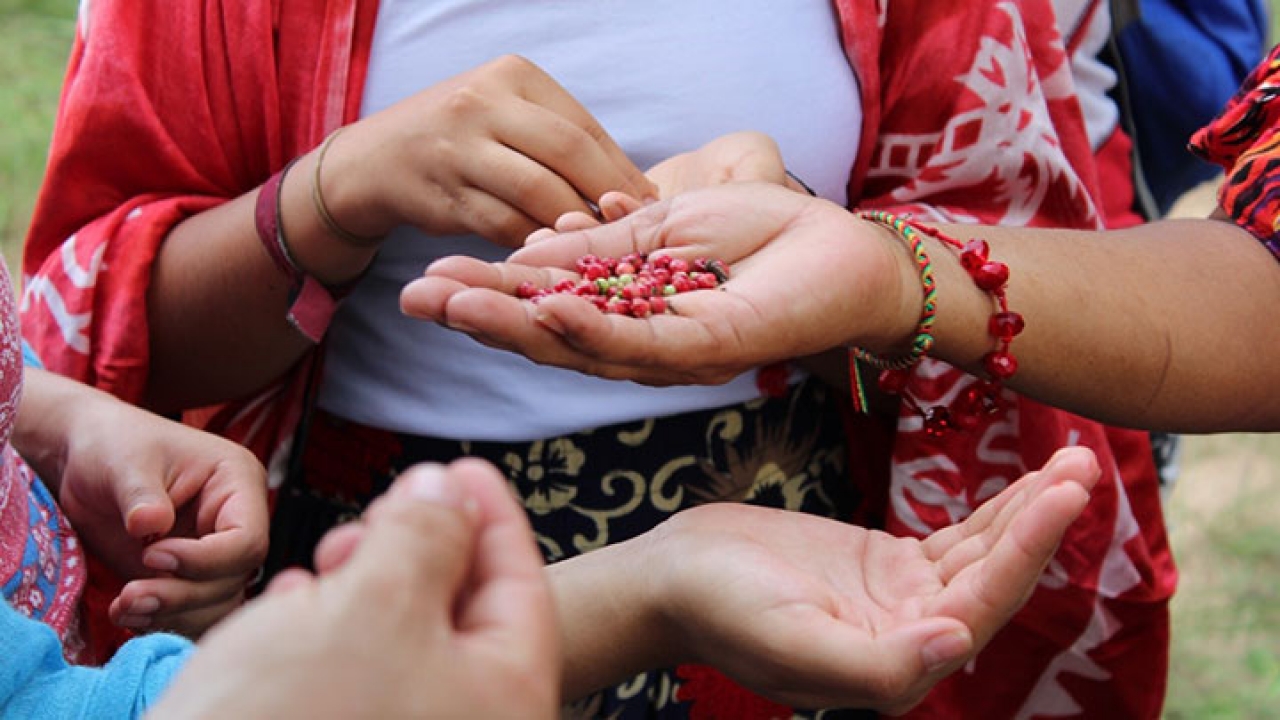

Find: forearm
<box><xmin>917</xmin><ymin>217</ymin><xmax>1280</xmax><ymax>432</ymax></box>
<box><xmin>548</xmin><ymin>536</ymin><xmax>679</xmax><ymax>701</ymax></box>
<box><xmin>147</xmin><ymin>148</ymin><xmax>378</xmax><ymax>412</ymax></box>
<box><xmin>10</xmin><ymin>368</ymin><xmax>99</xmax><ymax>492</ymax></box>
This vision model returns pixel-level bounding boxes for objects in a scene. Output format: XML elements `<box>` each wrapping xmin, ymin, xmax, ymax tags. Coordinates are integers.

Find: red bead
<box><xmin>960</xmin><ymin>239</ymin><xmax>989</xmax><ymax>272</ymax></box>
<box><xmin>989</xmin><ymin>311</ymin><xmax>1025</xmax><ymax>340</ymax></box>
<box><xmin>923</xmin><ymin>406</ymin><xmax>953</xmax><ymax>436</ymax></box>
<box><xmin>952</xmin><ymin>391</ymin><xmax>984</xmax><ymax>430</ymax></box>
<box><xmin>971</xmin><ymin>261</ymin><xmax>1008</xmax><ymax>291</ymax></box>
<box><xmin>877</xmin><ymin>368</ymin><xmax>910</xmax><ymax>394</ymax></box>
<box><xmin>983</xmin><ymin>351</ymin><xmax>1018</xmax><ymax>380</ymax></box>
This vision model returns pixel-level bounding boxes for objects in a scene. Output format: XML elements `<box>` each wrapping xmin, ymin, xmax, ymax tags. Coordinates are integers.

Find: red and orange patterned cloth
<box><xmin>1192</xmin><ymin>44</ymin><xmax>1280</xmax><ymax>257</ymax></box>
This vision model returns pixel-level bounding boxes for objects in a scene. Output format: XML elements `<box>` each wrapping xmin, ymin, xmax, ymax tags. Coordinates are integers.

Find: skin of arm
<box><xmin>145</xmin><ymin>56</ymin><xmax>653</xmax><ymax>413</ymax></box>
<box><xmin>925</xmin><ymin>214</ymin><xmax>1280</xmax><ymax>432</ymax></box>
<box><xmin>404</xmin><ymin>183</ymin><xmax>1280</xmax><ymax>433</ymax></box>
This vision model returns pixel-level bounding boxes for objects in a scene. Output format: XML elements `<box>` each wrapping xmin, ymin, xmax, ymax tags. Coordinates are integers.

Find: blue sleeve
<box><xmin>1117</xmin><ymin>0</ymin><xmax>1269</xmax><ymax>212</ymax></box>
<box><xmin>0</xmin><ymin>601</ymin><xmax>193</xmax><ymax>719</ymax></box>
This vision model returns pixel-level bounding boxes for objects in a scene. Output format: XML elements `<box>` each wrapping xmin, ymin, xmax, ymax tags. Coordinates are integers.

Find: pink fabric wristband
<box><xmin>254</xmin><ymin>159</ymin><xmax>351</xmax><ymax>343</ymax></box>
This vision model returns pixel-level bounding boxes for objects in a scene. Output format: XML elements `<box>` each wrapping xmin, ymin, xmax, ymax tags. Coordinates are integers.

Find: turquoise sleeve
<box><xmin>0</xmin><ymin>600</ymin><xmax>193</xmax><ymax>719</ymax></box>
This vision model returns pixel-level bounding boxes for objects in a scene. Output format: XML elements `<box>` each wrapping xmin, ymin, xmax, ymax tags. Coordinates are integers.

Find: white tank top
<box><xmin>318</xmin><ymin>0</ymin><xmax>863</xmax><ymax>441</ymax></box>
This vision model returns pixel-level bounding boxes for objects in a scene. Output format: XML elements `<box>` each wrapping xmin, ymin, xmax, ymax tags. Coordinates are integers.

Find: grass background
<box><xmin>2</xmin><ymin>2</ymin><xmax>1279</xmax><ymax>717</ymax></box>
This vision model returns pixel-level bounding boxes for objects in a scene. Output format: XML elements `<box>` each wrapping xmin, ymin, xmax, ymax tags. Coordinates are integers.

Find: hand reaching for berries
<box><xmin>401</xmin><ymin>183</ymin><xmax>920</xmax><ymax>386</ymax></box>
<box><xmin>541</xmin><ymin>130</ymin><xmax>804</xmax><ymax>236</ymax></box>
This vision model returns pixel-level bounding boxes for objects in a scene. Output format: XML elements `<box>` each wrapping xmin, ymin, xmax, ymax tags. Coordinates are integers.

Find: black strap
<box><xmin>1110</xmin><ymin>0</ymin><xmax>1141</xmax><ymax>33</ymax></box>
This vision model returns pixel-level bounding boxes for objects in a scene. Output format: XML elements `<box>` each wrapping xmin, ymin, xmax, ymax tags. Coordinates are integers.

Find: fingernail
<box><xmin>535</xmin><ymin>310</ymin><xmax>565</xmax><ymax>334</ymax></box>
<box><xmin>921</xmin><ymin>631</ymin><xmax>971</xmax><ymax>672</ymax></box>
<box><xmin>129</xmin><ymin>596</ymin><xmax>160</xmax><ymax>615</ymax></box>
<box><xmin>526</xmin><ymin>228</ymin><xmax>556</xmax><ymax>245</ymax></box>
<box><xmin>445</xmin><ymin>318</ymin><xmax>478</xmax><ymax>335</ymax></box>
<box><xmin>143</xmin><ymin>551</ymin><xmax>179</xmax><ymax>572</ymax></box>
<box><xmin>117</xmin><ymin>614</ymin><xmax>154</xmax><ymax>629</ymax></box>
<box><xmin>404</xmin><ymin>464</ymin><xmax>458</xmax><ymax>506</ymax></box>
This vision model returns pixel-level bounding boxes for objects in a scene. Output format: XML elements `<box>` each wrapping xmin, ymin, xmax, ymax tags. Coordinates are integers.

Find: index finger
<box><xmin>517</xmin><ymin>65</ymin><xmax>657</xmax><ymax>203</ymax></box>
<box><xmin>146</xmin><ymin>490</ymin><xmax>269</xmax><ymax>580</ymax></box>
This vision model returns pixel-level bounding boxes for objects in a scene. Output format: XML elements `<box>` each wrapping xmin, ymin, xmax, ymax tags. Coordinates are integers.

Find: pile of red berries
<box><xmin>515</xmin><ymin>253</ymin><xmax>729</xmax><ymax>317</ymax></box>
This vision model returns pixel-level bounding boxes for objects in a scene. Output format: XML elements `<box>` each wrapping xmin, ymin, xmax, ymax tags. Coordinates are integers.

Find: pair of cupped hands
<box><xmin>309</xmin><ymin>56</ymin><xmax>913</xmax><ymax>380</ymax></box>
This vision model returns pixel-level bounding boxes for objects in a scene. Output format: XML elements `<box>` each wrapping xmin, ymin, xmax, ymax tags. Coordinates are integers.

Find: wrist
<box><xmin>277</xmin><ymin>150</ymin><xmax>381</xmax><ymax>288</ymax></box>
<box><xmin>846</xmin><ymin>215</ymin><xmax>931</xmax><ymax>356</ymax></box>
<box><xmin>550</xmin><ymin>535</ymin><xmax>677</xmax><ymax>701</ymax></box>
<box><xmin>11</xmin><ymin>368</ymin><xmax>94</xmax><ymax>491</ymax></box>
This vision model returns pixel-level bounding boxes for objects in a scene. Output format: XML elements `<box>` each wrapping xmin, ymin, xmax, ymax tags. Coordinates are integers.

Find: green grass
<box><xmin>0</xmin><ymin>0</ymin><xmax>76</xmax><ymax>266</ymax></box>
<box><xmin>1164</xmin><ymin>434</ymin><xmax>1280</xmax><ymax>719</ymax></box>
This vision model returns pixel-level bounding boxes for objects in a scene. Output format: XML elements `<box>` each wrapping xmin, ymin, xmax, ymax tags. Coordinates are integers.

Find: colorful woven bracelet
<box><xmin>851</xmin><ymin>209</ymin><xmax>938</xmax><ymax>371</ymax></box>
<box><xmin>848</xmin><ymin>212</ymin><xmax>1025</xmax><ymax>436</ymax></box>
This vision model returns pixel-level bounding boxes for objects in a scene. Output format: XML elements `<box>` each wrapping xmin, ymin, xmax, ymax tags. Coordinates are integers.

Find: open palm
<box><xmin>640</xmin><ymin>447</ymin><xmax>1098</xmax><ymax>713</ymax></box>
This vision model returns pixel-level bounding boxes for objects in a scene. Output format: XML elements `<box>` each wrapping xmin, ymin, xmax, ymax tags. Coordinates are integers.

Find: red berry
<box><xmin>516</xmin><ymin>281</ymin><xmax>539</xmax><ymax>299</ymax></box>
<box><xmin>631</xmin><ymin>298</ymin><xmax>652</xmax><ymax>317</ymax></box>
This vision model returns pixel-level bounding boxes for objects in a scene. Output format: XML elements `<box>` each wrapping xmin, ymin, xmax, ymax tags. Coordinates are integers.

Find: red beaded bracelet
<box><xmin>850</xmin><ymin>211</ymin><xmax>1024</xmax><ymax>436</ymax></box>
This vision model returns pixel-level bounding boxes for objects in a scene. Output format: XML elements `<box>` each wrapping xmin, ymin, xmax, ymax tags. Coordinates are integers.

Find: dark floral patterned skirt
<box><xmin>266</xmin><ymin>377</ymin><xmax>873</xmax><ymax>719</ymax></box>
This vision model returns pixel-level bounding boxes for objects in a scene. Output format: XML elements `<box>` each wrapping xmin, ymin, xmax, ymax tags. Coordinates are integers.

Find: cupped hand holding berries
<box><xmin>401</xmin><ymin>182</ymin><xmax>922</xmax><ymax>386</ymax></box>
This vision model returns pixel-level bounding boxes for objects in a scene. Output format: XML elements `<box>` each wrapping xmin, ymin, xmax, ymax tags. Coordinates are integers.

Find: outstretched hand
<box><xmin>631</xmin><ymin>446</ymin><xmax>1098</xmax><ymax>713</ymax></box>
<box><xmin>402</xmin><ymin>183</ymin><xmax>918</xmax><ymax>385</ymax></box>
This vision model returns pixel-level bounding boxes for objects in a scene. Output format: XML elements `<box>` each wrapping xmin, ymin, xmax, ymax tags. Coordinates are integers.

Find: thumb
<box><xmin>116</xmin><ymin>474</ymin><xmax>176</xmax><ymax>540</ymax></box>
<box><xmin>340</xmin><ymin>464</ymin><xmax>480</xmax><ymax>621</ymax></box>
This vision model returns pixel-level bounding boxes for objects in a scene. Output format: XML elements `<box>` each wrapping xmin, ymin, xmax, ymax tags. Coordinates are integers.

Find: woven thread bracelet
<box><xmin>312</xmin><ymin>127</ymin><xmax>382</xmax><ymax>247</ymax></box>
<box><xmin>254</xmin><ymin>157</ymin><xmax>359</xmax><ymax>343</ymax></box>
<box><xmin>850</xmin><ymin>211</ymin><xmax>1024</xmax><ymax>436</ymax></box>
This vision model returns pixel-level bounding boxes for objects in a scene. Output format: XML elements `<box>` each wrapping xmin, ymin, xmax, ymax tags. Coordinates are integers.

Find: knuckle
<box><xmin>440</xmin><ymin>85</ymin><xmax>487</xmax><ymax>119</ymax></box>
